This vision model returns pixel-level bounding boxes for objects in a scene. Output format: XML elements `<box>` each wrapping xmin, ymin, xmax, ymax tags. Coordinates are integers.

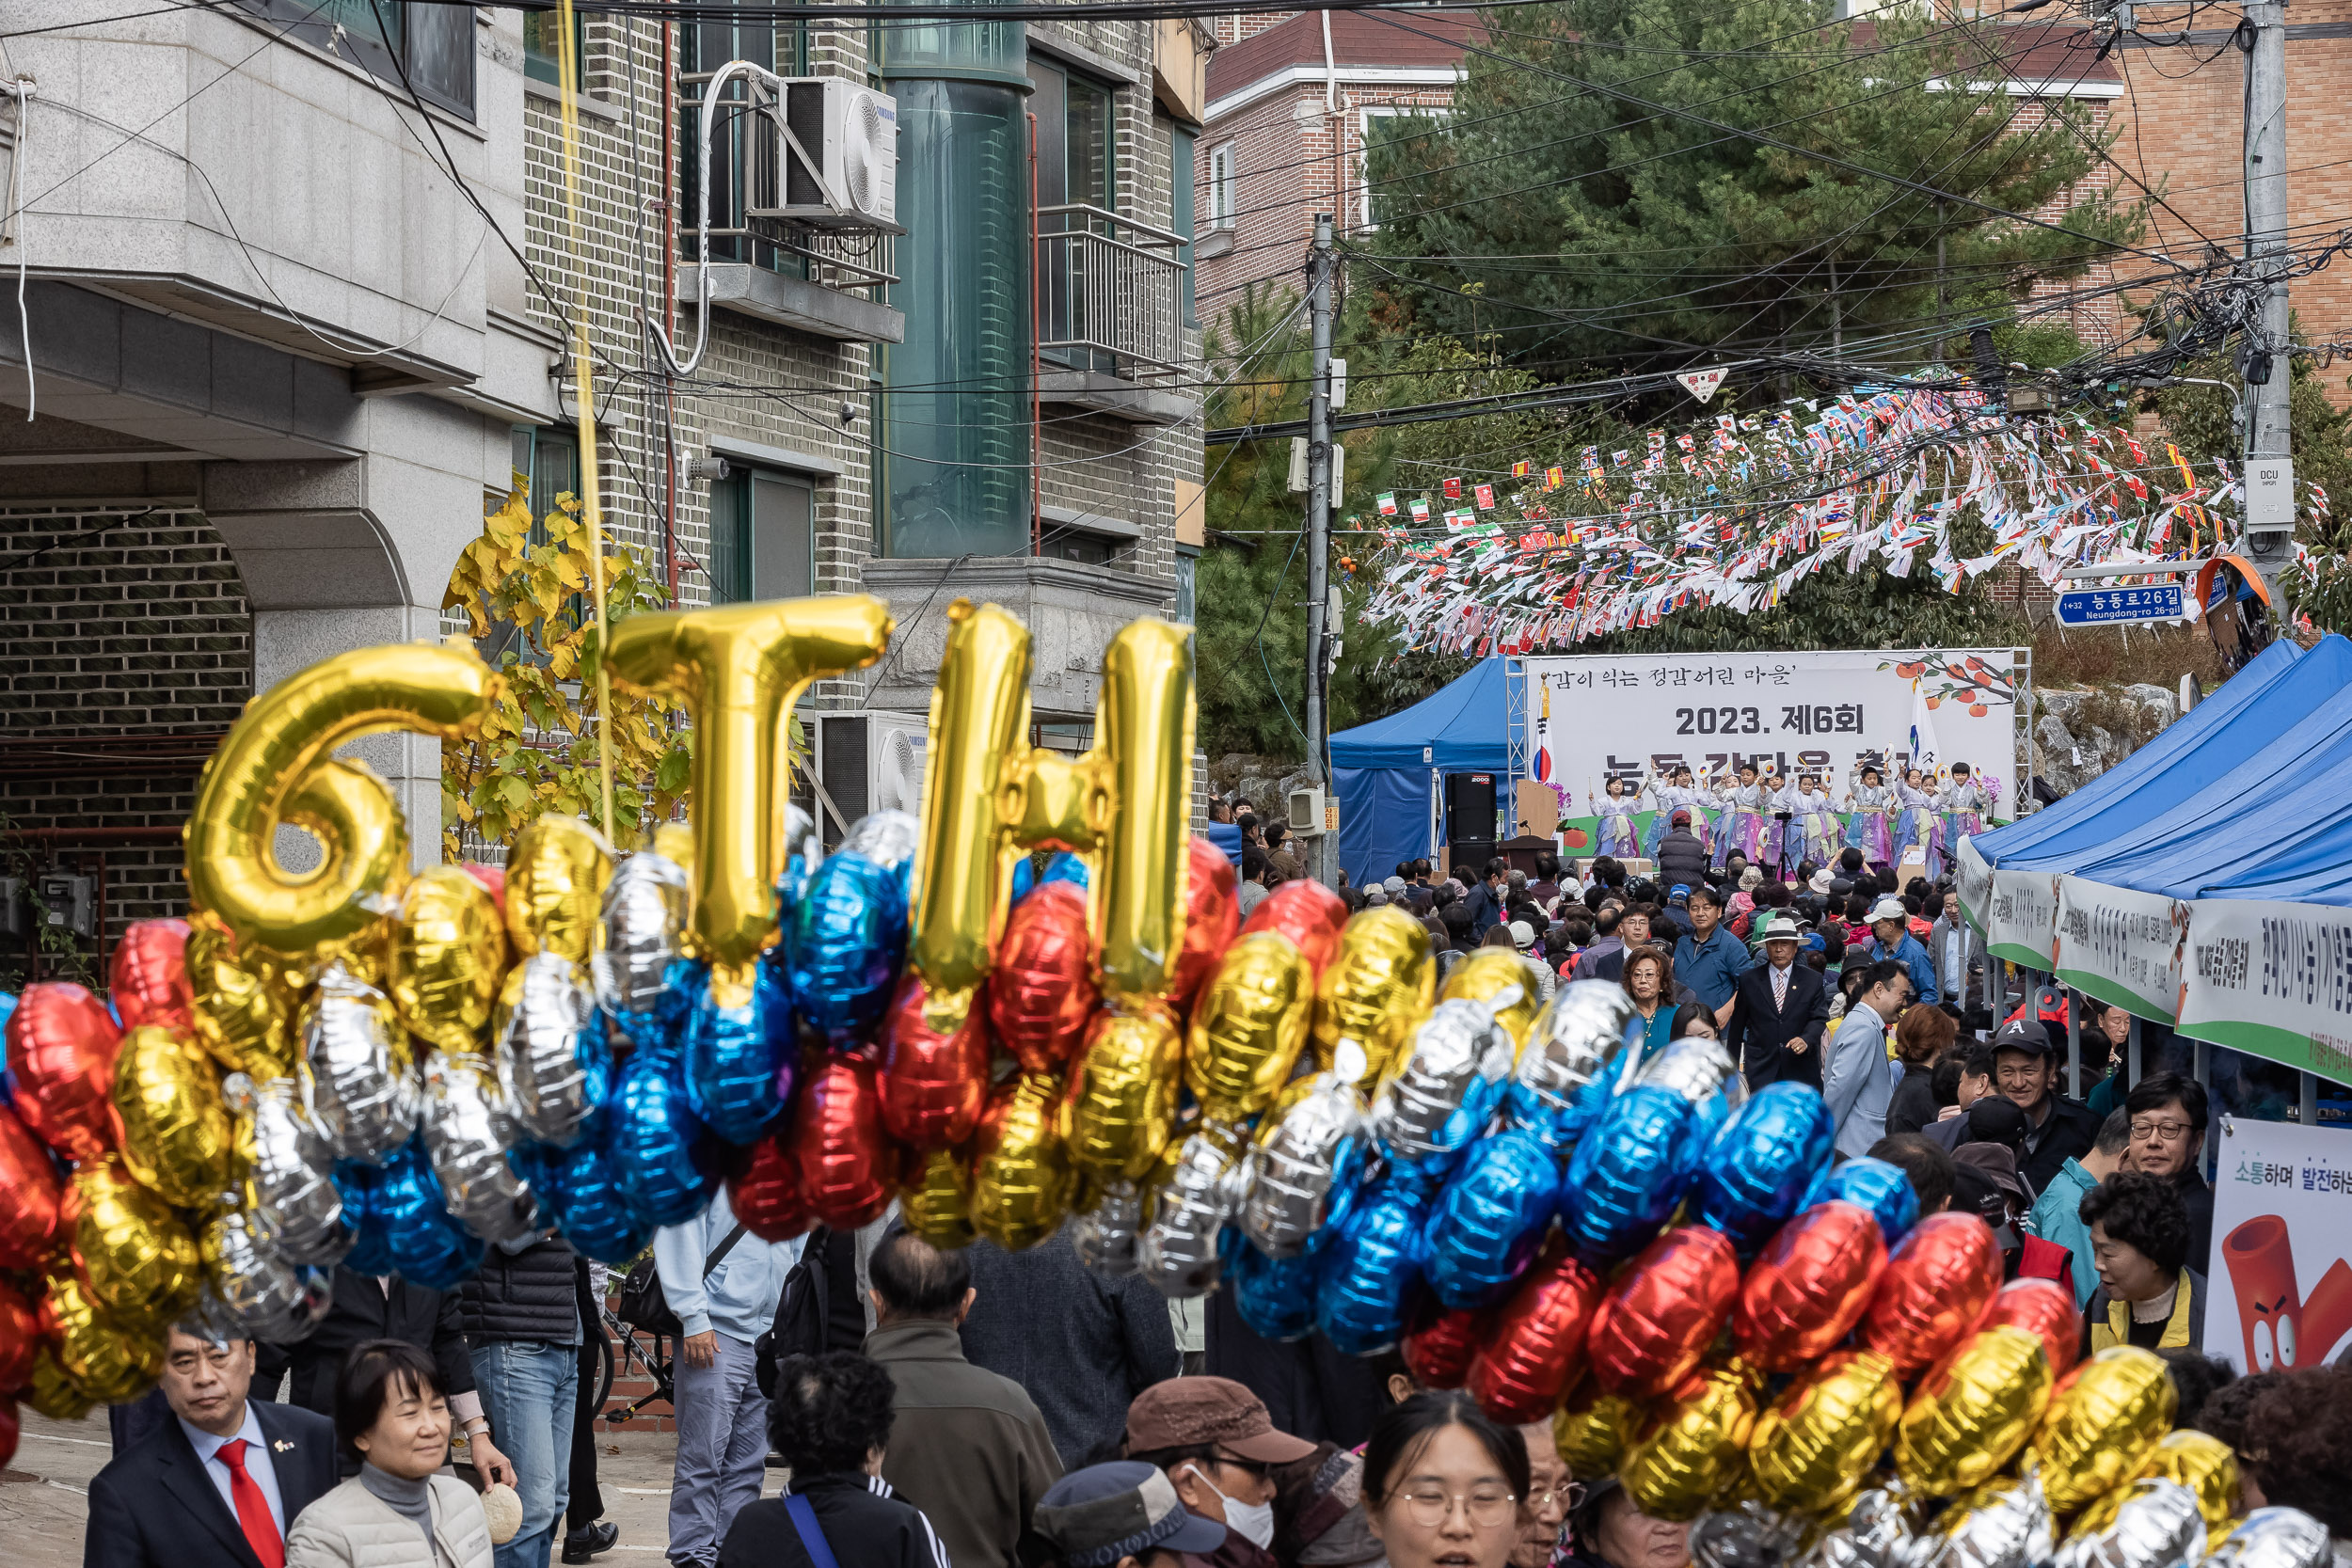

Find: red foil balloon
<box><xmin>1982</xmin><ymin>1276</ymin><xmax>2081</xmax><ymax>1380</ymax></box>
<box><xmin>791</xmin><ymin>1051</ymin><xmax>906</xmax><ymax>1230</ymax></box>
<box><xmin>0</xmin><ymin>1105</ymin><xmax>64</xmax><ymax>1270</ymax></box>
<box><xmin>1168</xmin><ymin>838</ymin><xmax>1241</xmax><ymax>1016</ymax></box>
<box><xmin>6</xmin><ymin>983</ymin><xmax>122</xmax><ymax>1162</ymax></box>
<box><xmin>1589</xmin><ymin>1225</ymin><xmax>1743</xmax><ymax>1402</ymax></box>
<box><xmin>1467</xmin><ymin>1243</ymin><xmax>1604</xmax><ymax>1424</ymax></box>
<box><xmin>1240</xmin><ymin>879</ymin><xmax>1348</xmax><ymax>976</ymax></box>
<box><xmin>1860</xmin><ymin>1212</ymin><xmax>2003</xmax><ymax>1374</ymax></box>
<box><xmin>462</xmin><ymin>862</ymin><xmax>508</xmax><ymax>915</ymax></box>
<box><xmin>1735</xmin><ymin>1200</ymin><xmax>1889</xmax><ymax>1371</ymax></box>
<box><xmin>0</xmin><ymin>1275</ymin><xmax>37</xmax><ymax>1396</ymax></box>
<box><xmin>879</xmin><ymin>975</ymin><xmax>992</xmax><ymax>1147</ymax></box>
<box><xmin>1404</xmin><ymin>1305</ymin><xmax>1488</xmax><ymax>1392</ymax></box>
<box><xmin>725</xmin><ymin>1133</ymin><xmax>815</xmax><ymax>1243</ymax></box>
<box><xmin>110</xmin><ymin>920</ymin><xmax>194</xmax><ymax>1034</ymax></box>
<box><xmin>990</xmin><ymin>884</ymin><xmax>1098</xmax><ymax>1073</ymax></box>
<box><xmin>0</xmin><ymin>1396</ymin><xmax>16</xmax><ymax>1473</ymax></box>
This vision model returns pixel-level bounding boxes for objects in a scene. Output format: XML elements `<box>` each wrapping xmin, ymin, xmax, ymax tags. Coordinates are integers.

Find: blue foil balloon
<box><xmin>682</xmin><ymin>963</ymin><xmax>786</xmax><ymax>1143</ymax></box>
<box><xmin>1009</xmin><ymin>850</ymin><xmax>1089</xmax><ymax>904</ymax></box>
<box><xmin>337</xmin><ymin>1137</ymin><xmax>482</xmax><ymax>1291</ymax></box>
<box><xmin>1692</xmin><ymin>1083</ymin><xmax>1835</xmax><ymax>1255</ymax></box>
<box><xmin>785</xmin><ymin>813</ymin><xmax>917</xmax><ymax>1044</ymax></box>
<box><xmin>1225</xmin><ymin>1228</ymin><xmax>1318</xmax><ymax>1342</ymax></box>
<box><xmin>1422</xmin><ymin>1127</ymin><xmax>1561</xmax><ymax>1309</ymax></box>
<box><xmin>1559</xmin><ymin>1084</ymin><xmax>1700</xmax><ymax>1268</ymax></box>
<box><xmin>1317</xmin><ymin>1178</ymin><xmax>1434</xmax><ymax>1354</ymax></box>
<box><xmin>1801</xmin><ymin>1156</ymin><xmax>1919</xmax><ymax>1247</ymax></box>
<box><xmin>518</xmin><ymin>1138</ymin><xmax>656</xmax><ymax>1264</ymax></box>
<box><xmin>608</xmin><ymin>1052</ymin><xmax>714</xmax><ymax>1226</ymax></box>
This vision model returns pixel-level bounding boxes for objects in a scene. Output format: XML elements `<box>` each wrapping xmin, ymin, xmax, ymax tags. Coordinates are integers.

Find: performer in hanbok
<box><xmin>1788</xmin><ymin>773</ymin><xmax>1844</xmax><ymax>868</ymax></box>
<box><xmin>1932</xmin><ymin>762</ymin><xmax>1992</xmax><ymax>877</ymax></box>
<box><xmin>1590</xmin><ymin>773</ymin><xmax>1647</xmax><ymax>860</ymax></box>
<box><xmin>1843</xmin><ymin>762</ymin><xmax>1898</xmax><ymax>872</ymax></box>
<box><xmin>1719</xmin><ymin>762</ymin><xmax>1775</xmax><ymax>866</ymax></box>
<box><xmin>1893</xmin><ymin>767</ymin><xmax>1937</xmax><ymax>866</ymax></box>
<box><xmin>1643</xmin><ymin>765</ymin><xmax>1716</xmax><ymax>860</ymax></box>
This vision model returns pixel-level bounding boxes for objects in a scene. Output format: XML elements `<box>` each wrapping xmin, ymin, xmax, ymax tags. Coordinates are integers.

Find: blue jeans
<box><xmin>473</xmin><ymin>1339</ymin><xmax>580</xmax><ymax>1568</ymax></box>
<box><xmin>667</xmin><ymin>1332</ymin><xmax>769</xmax><ymax>1568</ymax></box>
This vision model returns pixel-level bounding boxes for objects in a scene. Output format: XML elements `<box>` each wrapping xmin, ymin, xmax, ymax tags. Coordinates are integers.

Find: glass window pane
<box><xmin>707</xmin><ymin>472</ymin><xmax>752</xmax><ymax>604</ymax></box>
<box><xmin>405</xmin><ymin>1</ymin><xmax>475</xmax><ymax>117</ymax></box>
<box><xmin>1170</xmin><ymin>128</ymin><xmax>1195</xmax><ymax>328</ymax></box>
<box><xmin>1066</xmin><ymin>77</ymin><xmax>1112</xmax><ymax>211</ymax></box>
<box><xmin>1173</xmin><ymin>550</ymin><xmax>1197</xmax><ymax>623</ymax></box>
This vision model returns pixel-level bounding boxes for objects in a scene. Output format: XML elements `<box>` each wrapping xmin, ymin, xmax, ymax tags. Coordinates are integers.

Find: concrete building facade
<box><xmin>0</xmin><ymin>1</ymin><xmax>1208</xmax><ymax>974</ymax></box>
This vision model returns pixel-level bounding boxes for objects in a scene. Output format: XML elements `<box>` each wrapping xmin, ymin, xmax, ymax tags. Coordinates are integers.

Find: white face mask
<box><xmin>1186</xmin><ymin>1465</ymin><xmax>1277</xmax><ymax>1550</ymax></box>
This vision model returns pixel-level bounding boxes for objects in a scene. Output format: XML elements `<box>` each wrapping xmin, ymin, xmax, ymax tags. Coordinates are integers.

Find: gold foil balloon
<box><xmin>1911</xmin><ymin>1475</ymin><xmax>2055</xmax><ymax>1568</ymax></box>
<box><xmin>1745</xmin><ymin>1350</ymin><xmax>1902</xmax><ymax>1513</ymax></box>
<box><xmin>70</xmin><ymin>1158</ymin><xmax>202</xmax><ymax>1325</ymax></box>
<box><xmin>27</xmin><ymin>1344</ymin><xmax>95</xmax><ymax>1421</ymax></box>
<box><xmin>1061</xmin><ymin>1006</ymin><xmax>1184</xmax><ymax>1183</ymax></box>
<box><xmin>2135</xmin><ymin>1431</ymin><xmax>2241</xmax><ymax>1545</ymax></box>
<box><xmin>1081</xmin><ymin>617</ymin><xmax>1195</xmax><ymax>1005</ymax></box>
<box><xmin>302</xmin><ymin>963</ymin><xmax>421</xmax><ymax>1164</ymax></box>
<box><xmin>1439</xmin><ymin>947</ymin><xmax>1544</xmax><ymax>1046</ymax></box>
<box><xmin>390</xmin><ymin>865</ymin><xmax>509</xmax><ymax>1053</ymax></box>
<box><xmin>1185</xmin><ymin>933</ymin><xmax>1315</xmax><ymax>1122</ymax></box>
<box><xmin>971</xmin><ymin>1072</ymin><xmax>1073</xmax><ymax>1252</ymax></box>
<box><xmin>1895</xmin><ymin>1325</ymin><xmax>2054</xmax><ymax>1497</ymax></box>
<box><xmin>609</xmin><ymin>595</ymin><xmax>894</xmax><ymax>969</ymax></box>
<box><xmin>900</xmin><ymin>1146</ymin><xmax>976</xmax><ymax>1249</ymax></box>
<box><xmin>184</xmin><ymin>641</ymin><xmax>497</xmax><ymax>955</ymax></box>
<box><xmin>2028</xmin><ymin>1347</ymin><xmax>2177</xmax><ymax>1516</ymax></box>
<box><xmin>1311</xmin><ymin>908</ymin><xmax>1434</xmax><ymax>1081</ymax></box>
<box><xmin>507</xmin><ymin>816</ymin><xmax>615</xmax><ymax>964</ymax></box>
<box><xmin>186</xmin><ymin>915</ymin><xmax>294</xmax><ymax>1078</ymax></box>
<box><xmin>1556</xmin><ymin>1384</ymin><xmax>1646</xmax><ymax>1477</ymax></box>
<box><xmin>1622</xmin><ymin>1361</ymin><xmax>1760</xmax><ymax>1522</ymax></box>
<box><xmin>40</xmin><ymin>1266</ymin><xmax>169</xmax><ymax>1402</ymax></box>
<box><xmin>111</xmin><ymin>1024</ymin><xmax>233</xmax><ymax>1208</ymax></box>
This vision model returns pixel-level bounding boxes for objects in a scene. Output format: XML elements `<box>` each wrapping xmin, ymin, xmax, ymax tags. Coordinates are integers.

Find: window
<box><xmin>1169</xmin><ymin>127</ymin><xmax>1198</xmax><ymax>329</ymax></box>
<box><xmin>707</xmin><ymin>466</ymin><xmax>816</xmax><ymax>604</ymax></box>
<box><xmin>241</xmin><ymin>0</ymin><xmax>474</xmax><ymax>118</ymax></box>
<box><xmin>523</xmin><ymin>8</ymin><xmax>586</xmax><ymax>88</ymax></box>
<box><xmin>1356</xmin><ymin>109</ymin><xmax>1411</xmax><ymax>230</ymax></box>
<box><xmin>1207</xmin><ymin>142</ymin><xmax>1236</xmax><ymax>230</ymax></box>
<box><xmin>1029</xmin><ymin>57</ymin><xmax>1119</xmax><ymax>372</ymax></box>
<box><xmin>678</xmin><ymin>2</ymin><xmax>808</xmax><ymax>270</ymax></box>
<box><xmin>1173</xmin><ymin>546</ymin><xmax>1199</xmax><ymax>623</ymax></box>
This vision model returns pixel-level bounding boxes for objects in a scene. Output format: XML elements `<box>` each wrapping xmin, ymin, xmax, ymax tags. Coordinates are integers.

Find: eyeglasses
<box><xmin>1208</xmin><ymin>1452</ymin><xmax>1276</xmax><ymax>1482</ymax></box>
<box><xmin>1528</xmin><ymin>1481</ymin><xmax>1586</xmax><ymax>1513</ymax></box>
<box><xmin>1394</xmin><ymin>1487</ymin><xmax>1520</xmax><ymax>1529</ymax></box>
<box><xmin>2130</xmin><ymin>1118</ymin><xmax>2195</xmax><ymax>1144</ymax></box>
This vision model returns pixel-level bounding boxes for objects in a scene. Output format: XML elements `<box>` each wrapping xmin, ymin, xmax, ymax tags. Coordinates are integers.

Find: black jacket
<box><xmin>718</xmin><ymin>1474</ymin><xmax>950</xmax><ymax>1568</ymax></box>
<box><xmin>86</xmin><ymin>1400</ymin><xmax>339</xmax><ymax>1568</ymax></box>
<box><xmin>1655</xmin><ymin>831</ymin><xmax>1711</xmax><ymax>893</ymax></box>
<box><xmin>2175</xmin><ymin>1172</ymin><xmax>2216</xmax><ymax>1274</ymax></box>
<box><xmin>459</xmin><ymin>1235</ymin><xmax>581</xmax><ymax>1345</ymax></box>
<box><xmin>1724</xmin><ymin>963</ymin><xmax>1830</xmax><ymax>1090</ymax></box>
<box><xmin>255</xmin><ymin>1267</ymin><xmax>478</xmax><ymax>1418</ymax></box>
<box><xmin>1886</xmin><ymin>1066</ymin><xmax>1943</xmax><ymax>1137</ymax></box>
<box><xmin>2019</xmin><ymin>1095</ymin><xmax>2104</xmax><ymax>1196</ymax></box>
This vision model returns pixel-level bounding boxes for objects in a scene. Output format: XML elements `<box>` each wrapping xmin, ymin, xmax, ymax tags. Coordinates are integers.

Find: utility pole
<box><xmin>1304</xmin><ymin>214</ymin><xmax>1337</xmax><ymax>887</ymax></box>
<box><xmin>2241</xmin><ymin>0</ymin><xmax>2296</xmax><ymax>607</ymax></box>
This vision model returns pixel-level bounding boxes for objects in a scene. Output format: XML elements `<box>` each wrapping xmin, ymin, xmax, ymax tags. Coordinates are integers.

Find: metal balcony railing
<box><xmin>1036</xmin><ymin>204</ymin><xmax>1189</xmax><ymax>381</ymax></box>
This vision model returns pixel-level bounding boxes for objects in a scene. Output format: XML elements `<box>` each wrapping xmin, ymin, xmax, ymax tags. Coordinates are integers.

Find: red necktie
<box><xmin>216</xmin><ymin>1439</ymin><xmax>286</xmax><ymax>1568</ymax></box>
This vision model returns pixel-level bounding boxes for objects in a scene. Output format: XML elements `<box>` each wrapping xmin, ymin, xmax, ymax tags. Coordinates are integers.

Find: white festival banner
<box><xmin>2178</xmin><ymin>898</ymin><xmax>2352</xmax><ymax>1084</ymax></box>
<box><xmin>2054</xmin><ymin>876</ymin><xmax>2190</xmax><ymax>1022</ymax></box>
<box><xmin>2202</xmin><ymin>1116</ymin><xmax>2352</xmax><ymax>1373</ymax></box>
<box><xmin>1984</xmin><ymin>866</ymin><xmax>2062</xmax><ymax>969</ymax></box>
<box><xmin>1522</xmin><ymin>648</ymin><xmax>2022</xmax><ymax>805</ymax></box>
<box><xmin>1954</xmin><ymin>835</ymin><xmax>1994</xmax><ymax>928</ymax></box>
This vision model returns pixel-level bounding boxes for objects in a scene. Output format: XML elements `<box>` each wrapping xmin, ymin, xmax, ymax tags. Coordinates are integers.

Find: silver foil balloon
<box><xmin>1899</xmin><ymin>1476</ymin><xmax>2052</xmax><ymax>1568</ymax></box>
<box><xmin>1239</xmin><ymin>1073</ymin><xmax>1365</xmax><ymax>1259</ymax></box>
<box><xmin>302</xmin><ymin>963</ymin><xmax>421</xmax><ymax>1164</ymax></box>
<box><xmin>1693</xmin><ymin>1502</ymin><xmax>1814</xmax><ymax>1568</ymax></box>
<box><xmin>1511</xmin><ymin>979</ymin><xmax>1639</xmax><ymax>1139</ymax></box>
<box><xmin>1137</xmin><ymin>1130</ymin><xmax>1246</xmax><ymax>1298</ymax></box>
<box><xmin>1637</xmin><ymin>1032</ymin><xmax>1741</xmax><ymax>1106</ymax></box>
<box><xmin>226</xmin><ymin>1072</ymin><xmax>353</xmax><ymax>1268</ymax></box>
<box><xmin>594</xmin><ymin>849</ymin><xmax>691</xmax><ymax>1025</ymax></box>
<box><xmin>498</xmin><ymin>952</ymin><xmax>606</xmax><ymax>1148</ymax></box>
<box><xmin>2054</xmin><ymin>1481</ymin><xmax>2208</xmax><ymax>1568</ymax></box>
<box><xmin>421</xmin><ymin>1057</ymin><xmax>539</xmax><ymax>1244</ymax></box>
<box><xmin>1810</xmin><ymin>1487</ymin><xmax>1920</xmax><ymax>1568</ymax></box>
<box><xmin>2203</xmin><ymin>1511</ymin><xmax>2332</xmax><ymax>1568</ymax></box>
<box><xmin>841</xmin><ymin>809</ymin><xmax>919</xmax><ymax>872</ymax></box>
<box><xmin>200</xmin><ymin>1200</ymin><xmax>334</xmax><ymax>1344</ymax></box>
<box><xmin>1372</xmin><ymin>997</ymin><xmax>1517</xmax><ymax>1165</ymax></box>
<box><xmin>1071</xmin><ymin>1179</ymin><xmax>1145</xmax><ymax>1278</ymax></box>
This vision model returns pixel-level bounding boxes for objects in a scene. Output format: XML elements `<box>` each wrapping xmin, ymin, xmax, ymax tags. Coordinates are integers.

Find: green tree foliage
<box><xmin>1361</xmin><ymin>0</ymin><xmax>2144</xmax><ymax>375</ymax></box>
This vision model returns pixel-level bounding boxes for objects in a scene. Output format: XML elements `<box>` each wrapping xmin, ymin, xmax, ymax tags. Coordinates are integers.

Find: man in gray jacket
<box><xmin>1822</xmin><ymin>958</ymin><xmax>1912</xmax><ymax>1160</ymax></box>
<box><xmin>653</xmin><ymin>1187</ymin><xmax>807</xmax><ymax>1568</ymax></box>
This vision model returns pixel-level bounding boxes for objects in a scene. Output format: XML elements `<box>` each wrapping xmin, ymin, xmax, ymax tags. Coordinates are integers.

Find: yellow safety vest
<box><xmin>2090</xmin><ymin>1269</ymin><xmax>2198</xmax><ymax>1354</ymax></box>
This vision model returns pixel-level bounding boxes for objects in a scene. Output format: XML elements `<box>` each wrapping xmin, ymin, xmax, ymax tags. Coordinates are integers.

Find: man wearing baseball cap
<box><xmin>1121</xmin><ymin>1378</ymin><xmax>1315</xmax><ymax>1568</ymax></box>
<box><xmin>1863</xmin><ymin>895</ymin><xmax>1939</xmax><ymax>1006</ymax></box>
<box><xmin>1033</xmin><ymin>1461</ymin><xmax>1229</xmax><ymax>1568</ymax></box>
<box><xmin>1990</xmin><ymin>1015</ymin><xmax>2102</xmax><ymax>1194</ymax></box>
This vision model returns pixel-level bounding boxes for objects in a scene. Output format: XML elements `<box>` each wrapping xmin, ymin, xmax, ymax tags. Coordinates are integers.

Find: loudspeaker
<box><xmin>1444</xmin><ymin>772</ymin><xmax>1497</xmax><ymax>844</ymax></box>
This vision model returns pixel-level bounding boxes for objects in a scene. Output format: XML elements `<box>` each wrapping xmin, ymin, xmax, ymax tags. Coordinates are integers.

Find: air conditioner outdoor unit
<box><xmin>749</xmin><ymin>77</ymin><xmax>898</xmax><ymax>229</ymax></box>
<box><xmin>815</xmin><ymin>711</ymin><xmax>929</xmax><ymax>847</ymax></box>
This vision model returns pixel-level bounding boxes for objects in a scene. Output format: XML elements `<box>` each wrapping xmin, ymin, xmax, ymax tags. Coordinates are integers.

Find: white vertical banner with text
<box><xmin>2179</xmin><ymin>898</ymin><xmax>2352</xmax><ymax>1084</ymax></box>
<box><xmin>2055</xmin><ymin>876</ymin><xmax>2191</xmax><ymax>1022</ymax></box>
<box><xmin>1984</xmin><ymin>867</ymin><xmax>2063</xmax><ymax>969</ymax></box>
<box><xmin>2203</xmin><ymin>1116</ymin><xmax>2352</xmax><ymax>1373</ymax></box>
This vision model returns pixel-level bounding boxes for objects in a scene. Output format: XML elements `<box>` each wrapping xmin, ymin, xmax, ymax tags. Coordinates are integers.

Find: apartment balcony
<box><xmin>678</xmin><ymin>220</ymin><xmax>906</xmax><ymax>344</ymax></box>
<box><xmin>1036</xmin><ymin>204</ymin><xmax>1200</xmax><ymax>426</ymax></box>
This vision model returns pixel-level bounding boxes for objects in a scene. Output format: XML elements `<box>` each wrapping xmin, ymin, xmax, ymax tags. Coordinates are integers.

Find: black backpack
<box><xmin>755</xmin><ymin>1227</ymin><xmax>839</xmax><ymax>1400</ymax></box>
<box><xmin>616</xmin><ymin>1225</ymin><xmax>745</xmax><ymax>1338</ymax></box>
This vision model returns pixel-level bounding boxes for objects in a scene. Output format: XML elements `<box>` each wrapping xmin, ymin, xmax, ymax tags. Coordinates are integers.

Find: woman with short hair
<box><xmin>283</xmin><ymin>1340</ymin><xmax>496</xmax><ymax>1568</ymax></box>
<box><xmin>1619</xmin><ymin>946</ymin><xmax>1677</xmax><ymax>1060</ymax></box>
<box><xmin>717</xmin><ymin>1351</ymin><xmax>949</xmax><ymax>1568</ymax></box>
<box><xmin>2079</xmin><ymin>1172</ymin><xmax>2205</xmax><ymax>1356</ymax></box>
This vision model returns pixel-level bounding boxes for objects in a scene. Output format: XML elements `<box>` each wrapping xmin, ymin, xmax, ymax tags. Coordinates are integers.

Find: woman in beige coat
<box><xmin>286</xmin><ymin>1339</ymin><xmax>497</xmax><ymax>1568</ymax></box>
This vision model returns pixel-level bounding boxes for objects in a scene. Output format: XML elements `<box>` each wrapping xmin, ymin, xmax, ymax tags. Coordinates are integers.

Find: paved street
<box><xmin>8</xmin><ymin>1407</ymin><xmax>709</xmax><ymax>1568</ymax></box>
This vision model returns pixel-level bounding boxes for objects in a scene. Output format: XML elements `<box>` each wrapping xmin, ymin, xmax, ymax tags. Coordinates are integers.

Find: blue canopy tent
<box><xmin>1330</xmin><ymin>658</ymin><xmax>1516</xmax><ymax>890</ymax></box>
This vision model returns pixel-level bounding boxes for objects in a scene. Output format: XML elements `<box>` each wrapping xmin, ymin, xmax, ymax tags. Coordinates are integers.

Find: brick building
<box><xmin>0</xmin><ymin>4</ymin><xmax>1210</xmax><ymax>981</ymax></box>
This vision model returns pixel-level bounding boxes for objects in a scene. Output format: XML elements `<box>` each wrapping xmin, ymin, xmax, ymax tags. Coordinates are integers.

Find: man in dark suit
<box><xmin>253</xmin><ymin>1266</ymin><xmax>513</xmax><ymax>1482</ymax></box>
<box><xmin>1724</xmin><ymin>913</ymin><xmax>1830</xmax><ymax>1090</ymax></box>
<box><xmin>86</xmin><ymin>1325</ymin><xmax>340</xmax><ymax>1568</ymax></box>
